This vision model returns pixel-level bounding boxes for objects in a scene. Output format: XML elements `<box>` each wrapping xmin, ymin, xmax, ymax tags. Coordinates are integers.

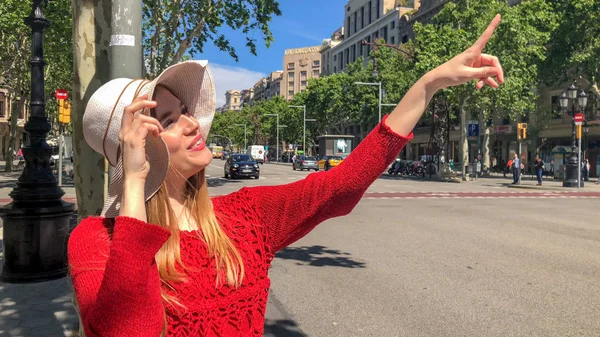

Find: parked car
<box><xmin>224</xmin><ymin>154</ymin><xmax>260</xmax><ymax>179</ymax></box>
<box><xmin>293</xmin><ymin>156</ymin><xmax>319</xmax><ymax>171</ymax></box>
<box><xmin>318</xmin><ymin>155</ymin><xmax>343</xmax><ymax>171</ymax></box>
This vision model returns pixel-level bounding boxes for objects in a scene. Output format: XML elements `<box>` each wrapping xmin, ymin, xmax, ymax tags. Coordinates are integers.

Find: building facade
<box><xmin>282</xmin><ymin>46</ymin><xmax>322</xmax><ymax>100</ymax></box>
<box><xmin>322</xmin><ymin>0</ymin><xmax>420</xmax><ymax>75</ymax></box>
<box><xmin>266</xmin><ymin>71</ymin><xmax>283</xmax><ymax>99</ymax></box>
<box><xmin>222</xmin><ymin>89</ymin><xmax>241</xmax><ymax>111</ymax></box>
<box><xmin>0</xmin><ymin>88</ymin><xmax>29</xmax><ymax>160</ymax></box>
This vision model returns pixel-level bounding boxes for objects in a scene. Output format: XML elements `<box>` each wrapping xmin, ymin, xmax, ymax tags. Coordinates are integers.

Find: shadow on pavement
<box><xmin>207</xmin><ymin>177</ymin><xmax>249</xmax><ymax>187</ymax></box>
<box><xmin>0</xmin><ymin>239</ymin><xmax>78</xmax><ymax>336</ymax></box>
<box><xmin>275</xmin><ymin>245</ymin><xmax>366</xmax><ymax>268</ymax></box>
<box><xmin>263</xmin><ymin>319</ymin><xmax>308</xmax><ymax>337</ymax></box>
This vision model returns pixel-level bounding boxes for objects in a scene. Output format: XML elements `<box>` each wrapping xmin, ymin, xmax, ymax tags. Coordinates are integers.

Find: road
<box><xmin>207</xmin><ymin>162</ymin><xmax>600</xmax><ymax>337</ymax></box>
<box><xmin>1</xmin><ymin>161</ymin><xmax>599</xmax><ymax>336</ymax></box>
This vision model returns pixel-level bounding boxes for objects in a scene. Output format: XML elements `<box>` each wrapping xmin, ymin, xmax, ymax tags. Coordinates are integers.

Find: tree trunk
<box><xmin>72</xmin><ymin>0</ymin><xmax>112</xmax><ymax>220</ymax></box>
<box><xmin>460</xmin><ymin>99</ymin><xmax>469</xmax><ymax>181</ymax></box>
<box><xmin>482</xmin><ymin>123</ymin><xmax>491</xmax><ymax>173</ymax></box>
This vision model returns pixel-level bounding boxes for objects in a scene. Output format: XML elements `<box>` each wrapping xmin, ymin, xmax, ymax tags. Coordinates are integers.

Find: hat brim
<box><xmin>101</xmin><ymin>61</ymin><xmax>215</xmax><ymax>218</ymax></box>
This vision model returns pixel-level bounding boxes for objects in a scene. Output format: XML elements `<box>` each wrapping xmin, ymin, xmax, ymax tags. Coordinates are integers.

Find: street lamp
<box><xmin>229</xmin><ymin>123</ymin><xmax>247</xmax><ymax>152</ymax></box>
<box><xmin>558</xmin><ymin>83</ymin><xmax>588</xmax><ymax>187</ymax></box>
<box><xmin>289</xmin><ymin>105</ymin><xmax>316</xmax><ymax>155</ymax></box>
<box><xmin>264</xmin><ymin>113</ymin><xmax>280</xmax><ymax>162</ymax></box>
<box><xmin>354</xmin><ymin>82</ymin><xmax>396</xmax><ymax>123</ymax></box>
<box><xmin>0</xmin><ymin>0</ymin><xmax>75</xmax><ymax>283</ymax></box>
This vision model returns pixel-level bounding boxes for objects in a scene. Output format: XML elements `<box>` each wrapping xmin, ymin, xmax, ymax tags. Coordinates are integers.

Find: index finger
<box><xmin>472</xmin><ymin>14</ymin><xmax>501</xmax><ymax>51</ymax></box>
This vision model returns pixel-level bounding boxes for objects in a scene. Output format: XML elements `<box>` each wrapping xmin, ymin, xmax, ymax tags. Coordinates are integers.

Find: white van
<box><xmin>247</xmin><ymin>145</ymin><xmax>265</xmax><ymax>164</ymax></box>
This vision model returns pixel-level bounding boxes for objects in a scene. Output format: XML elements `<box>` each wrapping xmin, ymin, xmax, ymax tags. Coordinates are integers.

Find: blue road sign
<box><xmin>467</xmin><ymin>121</ymin><xmax>479</xmax><ymax>137</ymax></box>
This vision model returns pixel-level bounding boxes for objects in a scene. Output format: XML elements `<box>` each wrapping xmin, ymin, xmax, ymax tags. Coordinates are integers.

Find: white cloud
<box><xmin>208</xmin><ymin>63</ymin><xmax>267</xmax><ymax>107</ymax></box>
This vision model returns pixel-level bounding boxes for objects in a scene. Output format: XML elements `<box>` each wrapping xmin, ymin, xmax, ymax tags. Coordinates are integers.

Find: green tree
<box><xmin>143</xmin><ymin>0</ymin><xmax>282</xmax><ymax>77</ymax></box>
<box><xmin>543</xmin><ymin>0</ymin><xmax>600</xmax><ymax>96</ymax></box>
<box><xmin>410</xmin><ymin>0</ymin><xmax>556</xmax><ymax>177</ymax></box>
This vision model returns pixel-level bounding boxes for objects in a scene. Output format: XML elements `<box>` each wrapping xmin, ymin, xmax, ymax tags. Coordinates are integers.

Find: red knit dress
<box><xmin>68</xmin><ymin>116</ymin><xmax>412</xmax><ymax>336</ymax></box>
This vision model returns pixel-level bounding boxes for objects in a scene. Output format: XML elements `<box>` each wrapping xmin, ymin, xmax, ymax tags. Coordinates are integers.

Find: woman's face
<box><xmin>151</xmin><ymin>85</ymin><xmax>212</xmax><ymax>179</ymax></box>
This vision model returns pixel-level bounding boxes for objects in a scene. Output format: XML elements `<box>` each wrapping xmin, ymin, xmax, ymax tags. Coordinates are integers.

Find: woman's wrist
<box><xmin>120</xmin><ymin>179</ymin><xmax>147</xmax><ymax>221</ymax></box>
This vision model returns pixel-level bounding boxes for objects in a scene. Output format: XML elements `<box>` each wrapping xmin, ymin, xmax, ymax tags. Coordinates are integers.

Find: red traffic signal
<box><xmin>55</xmin><ymin>89</ymin><xmax>68</xmax><ymax>100</ymax></box>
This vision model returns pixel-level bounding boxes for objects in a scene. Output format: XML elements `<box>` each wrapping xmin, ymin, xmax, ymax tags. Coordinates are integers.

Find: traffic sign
<box><xmin>55</xmin><ymin>89</ymin><xmax>68</xmax><ymax>100</ymax></box>
<box><xmin>574</xmin><ymin>113</ymin><xmax>584</xmax><ymax>123</ymax></box>
<box><xmin>467</xmin><ymin>121</ymin><xmax>479</xmax><ymax>137</ymax></box>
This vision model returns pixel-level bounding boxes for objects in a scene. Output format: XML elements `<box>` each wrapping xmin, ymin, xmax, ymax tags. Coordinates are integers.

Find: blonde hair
<box><xmin>146</xmin><ymin>169</ymin><xmax>245</xmax><ymax>305</ymax></box>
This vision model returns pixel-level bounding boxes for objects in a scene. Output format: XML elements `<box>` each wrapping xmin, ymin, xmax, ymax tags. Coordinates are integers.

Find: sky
<box><xmin>196</xmin><ymin>1</ymin><xmax>347</xmax><ymax>107</ymax></box>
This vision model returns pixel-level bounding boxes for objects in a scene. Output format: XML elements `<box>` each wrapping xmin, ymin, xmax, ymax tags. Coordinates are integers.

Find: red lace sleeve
<box><xmin>68</xmin><ymin>216</ymin><xmax>170</xmax><ymax>337</ymax></box>
<box><xmin>242</xmin><ymin>115</ymin><xmax>412</xmax><ymax>252</ymax></box>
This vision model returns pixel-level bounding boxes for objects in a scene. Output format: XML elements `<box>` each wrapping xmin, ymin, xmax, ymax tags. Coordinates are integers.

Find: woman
<box><xmin>69</xmin><ymin>15</ymin><xmax>503</xmax><ymax>337</ymax></box>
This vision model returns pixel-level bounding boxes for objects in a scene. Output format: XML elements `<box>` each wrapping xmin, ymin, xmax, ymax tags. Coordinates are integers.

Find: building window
<box><xmin>289</xmin><ymin>90</ymin><xmax>294</xmax><ymax>97</ymax></box>
<box><xmin>347</xmin><ymin>17</ymin><xmax>351</xmax><ymax>38</ymax></box>
<box><xmin>313</xmin><ymin>60</ymin><xmax>320</xmax><ymax>67</ymax></box>
<box><xmin>334</xmin><ymin>66</ymin><xmax>337</xmax><ymax>73</ymax></box>
<box><xmin>391</xmin><ymin>36</ymin><xmax>395</xmax><ymax>44</ymax></box>
<box><xmin>287</xmin><ymin>62</ymin><xmax>295</xmax><ymax>70</ymax></box>
<box><xmin>353</xmin><ymin>12</ymin><xmax>357</xmax><ymax>34</ymax></box>
<box><xmin>376</xmin><ymin>0</ymin><xmax>380</xmax><ymax>19</ymax></box>
<box><xmin>312</xmin><ymin>70</ymin><xmax>320</xmax><ymax>77</ymax></box>
<box><xmin>360</xmin><ymin>6</ymin><xmax>365</xmax><ymax>29</ymax></box>
<box><xmin>383</xmin><ymin>26</ymin><xmax>388</xmax><ymax>43</ymax></box>
<box><xmin>402</xmin><ymin>34</ymin><xmax>408</xmax><ymax>43</ymax></box>
<box><xmin>351</xmin><ymin>44</ymin><xmax>356</xmax><ymax>62</ymax></box>
<box><xmin>368</xmin><ymin>1</ymin><xmax>372</xmax><ymax>24</ymax></box>
<box><xmin>300</xmin><ymin>71</ymin><xmax>307</xmax><ymax>79</ymax></box>
<box><xmin>344</xmin><ymin>49</ymin><xmax>349</xmax><ymax>66</ymax></box>
<box><xmin>288</xmin><ymin>72</ymin><xmax>294</xmax><ymax>82</ymax></box>
<box><xmin>391</xmin><ymin>21</ymin><xmax>395</xmax><ymax>29</ymax></box>
<box><xmin>366</xmin><ymin>35</ymin><xmax>371</xmax><ymax>54</ymax></box>
<box><xmin>333</xmin><ymin>54</ymin><xmax>337</xmax><ymax>61</ymax></box>
<box><xmin>234</xmin><ymin>98</ymin><xmax>238</xmax><ymax>103</ymax></box>
<box><xmin>301</xmin><ymin>80</ymin><xmax>307</xmax><ymax>87</ymax></box>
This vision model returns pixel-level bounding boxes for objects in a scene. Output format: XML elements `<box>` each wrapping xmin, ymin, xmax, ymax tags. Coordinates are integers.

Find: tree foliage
<box><xmin>542</xmin><ymin>0</ymin><xmax>600</xmax><ymax>93</ymax></box>
<box><xmin>143</xmin><ymin>0</ymin><xmax>282</xmax><ymax>77</ymax></box>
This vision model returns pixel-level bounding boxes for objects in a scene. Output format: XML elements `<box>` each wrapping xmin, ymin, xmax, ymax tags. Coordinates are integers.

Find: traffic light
<box><xmin>63</xmin><ymin>100</ymin><xmax>71</xmax><ymax>124</ymax></box>
<box><xmin>58</xmin><ymin>99</ymin><xmax>64</xmax><ymax>123</ymax></box>
<box><xmin>517</xmin><ymin>123</ymin><xmax>527</xmax><ymax>140</ymax></box>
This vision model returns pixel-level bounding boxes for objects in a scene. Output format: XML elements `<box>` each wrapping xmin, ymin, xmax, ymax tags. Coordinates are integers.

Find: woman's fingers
<box><xmin>476</xmin><ymin>77</ymin><xmax>499</xmax><ymax>90</ymax></box>
<box><xmin>479</xmin><ymin>53</ymin><xmax>504</xmax><ymax>84</ymax></box>
<box><xmin>121</xmin><ymin>96</ymin><xmax>157</xmax><ymax>130</ymax></box>
<box><xmin>471</xmin><ymin>14</ymin><xmax>501</xmax><ymax>52</ymax></box>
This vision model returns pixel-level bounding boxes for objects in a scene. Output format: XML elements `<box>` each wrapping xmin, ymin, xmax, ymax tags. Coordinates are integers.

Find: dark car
<box><xmin>293</xmin><ymin>156</ymin><xmax>319</xmax><ymax>171</ymax></box>
<box><xmin>224</xmin><ymin>154</ymin><xmax>260</xmax><ymax>179</ymax></box>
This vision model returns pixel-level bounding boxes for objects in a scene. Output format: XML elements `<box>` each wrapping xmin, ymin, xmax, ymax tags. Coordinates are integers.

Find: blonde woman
<box><xmin>69</xmin><ymin>15</ymin><xmax>504</xmax><ymax>337</ymax></box>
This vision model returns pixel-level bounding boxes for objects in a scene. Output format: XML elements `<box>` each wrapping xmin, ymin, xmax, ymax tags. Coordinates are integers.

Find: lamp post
<box><xmin>0</xmin><ymin>0</ymin><xmax>75</xmax><ymax>283</ymax></box>
<box><xmin>265</xmin><ymin>114</ymin><xmax>280</xmax><ymax>162</ymax></box>
<box><xmin>230</xmin><ymin>123</ymin><xmax>247</xmax><ymax>152</ymax></box>
<box><xmin>354</xmin><ymin>82</ymin><xmax>396</xmax><ymax>124</ymax></box>
<box><xmin>558</xmin><ymin>83</ymin><xmax>588</xmax><ymax>187</ymax></box>
<box><xmin>289</xmin><ymin>105</ymin><xmax>316</xmax><ymax>154</ymax></box>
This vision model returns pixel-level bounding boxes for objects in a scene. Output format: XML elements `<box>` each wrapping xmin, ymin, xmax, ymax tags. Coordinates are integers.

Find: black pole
<box><xmin>0</xmin><ymin>0</ymin><xmax>75</xmax><ymax>283</ymax></box>
<box><xmin>563</xmin><ymin>101</ymin><xmax>583</xmax><ymax>187</ymax></box>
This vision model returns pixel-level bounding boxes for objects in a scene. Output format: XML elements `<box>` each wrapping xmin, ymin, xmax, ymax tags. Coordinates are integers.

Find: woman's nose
<box><xmin>181</xmin><ymin>114</ymin><xmax>200</xmax><ymax>133</ymax></box>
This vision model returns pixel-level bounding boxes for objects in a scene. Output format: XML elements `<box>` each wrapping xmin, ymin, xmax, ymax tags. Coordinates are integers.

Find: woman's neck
<box><xmin>166</xmin><ymin>179</ymin><xmax>198</xmax><ymax>231</ymax></box>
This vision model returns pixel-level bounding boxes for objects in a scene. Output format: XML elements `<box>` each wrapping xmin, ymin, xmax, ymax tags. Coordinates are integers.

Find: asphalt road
<box><xmin>207</xmin><ymin>162</ymin><xmax>600</xmax><ymax>337</ymax></box>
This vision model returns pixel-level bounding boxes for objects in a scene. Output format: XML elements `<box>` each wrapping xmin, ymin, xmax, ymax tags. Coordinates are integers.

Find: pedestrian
<box><xmin>68</xmin><ymin>15</ymin><xmax>504</xmax><ymax>337</ymax></box>
<box><xmin>512</xmin><ymin>152</ymin><xmax>520</xmax><ymax>184</ymax></box>
<box><xmin>534</xmin><ymin>154</ymin><xmax>544</xmax><ymax>186</ymax></box>
<box><xmin>505</xmin><ymin>158</ymin><xmax>513</xmax><ymax>178</ymax></box>
<box><xmin>582</xmin><ymin>158</ymin><xmax>590</xmax><ymax>181</ymax></box>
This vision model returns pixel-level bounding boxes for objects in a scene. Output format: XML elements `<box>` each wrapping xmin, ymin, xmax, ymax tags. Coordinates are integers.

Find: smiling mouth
<box><xmin>188</xmin><ymin>135</ymin><xmax>206</xmax><ymax>151</ymax></box>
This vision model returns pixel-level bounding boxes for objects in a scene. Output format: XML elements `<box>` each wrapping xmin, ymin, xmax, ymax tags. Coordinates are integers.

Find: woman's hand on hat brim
<box><xmin>119</xmin><ymin>94</ymin><xmax>163</xmax><ymax>182</ymax></box>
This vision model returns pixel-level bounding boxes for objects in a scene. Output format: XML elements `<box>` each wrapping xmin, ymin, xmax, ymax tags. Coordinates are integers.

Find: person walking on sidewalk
<box><xmin>512</xmin><ymin>152</ymin><xmax>520</xmax><ymax>184</ymax></box>
<box><xmin>68</xmin><ymin>15</ymin><xmax>504</xmax><ymax>337</ymax></box>
<box><xmin>534</xmin><ymin>154</ymin><xmax>544</xmax><ymax>186</ymax></box>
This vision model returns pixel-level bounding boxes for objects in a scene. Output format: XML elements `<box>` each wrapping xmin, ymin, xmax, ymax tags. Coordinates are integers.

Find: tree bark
<box><xmin>482</xmin><ymin>122</ymin><xmax>491</xmax><ymax>172</ymax></box>
<box><xmin>4</xmin><ymin>93</ymin><xmax>23</xmax><ymax>173</ymax></box>
<box><xmin>460</xmin><ymin>98</ymin><xmax>469</xmax><ymax>181</ymax></box>
<box><xmin>72</xmin><ymin>0</ymin><xmax>112</xmax><ymax>220</ymax></box>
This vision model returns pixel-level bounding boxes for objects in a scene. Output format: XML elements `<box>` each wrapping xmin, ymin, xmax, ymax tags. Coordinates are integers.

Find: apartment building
<box><xmin>322</xmin><ymin>0</ymin><xmax>420</xmax><ymax>75</ymax></box>
<box><xmin>282</xmin><ymin>46</ymin><xmax>322</xmax><ymax>100</ymax></box>
<box><xmin>266</xmin><ymin>71</ymin><xmax>283</xmax><ymax>99</ymax></box>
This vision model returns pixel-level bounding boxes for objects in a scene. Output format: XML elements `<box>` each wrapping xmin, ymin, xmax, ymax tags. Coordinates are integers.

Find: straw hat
<box><xmin>83</xmin><ymin>60</ymin><xmax>215</xmax><ymax>217</ymax></box>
